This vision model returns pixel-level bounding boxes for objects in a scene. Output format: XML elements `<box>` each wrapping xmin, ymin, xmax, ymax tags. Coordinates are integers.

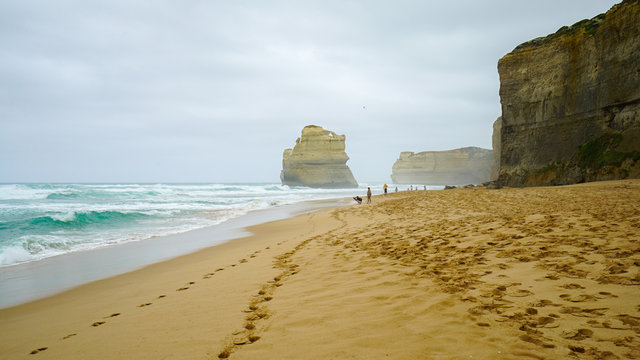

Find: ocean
<box><xmin>0</xmin><ymin>183</ymin><xmax>381</xmax><ymax>268</ymax></box>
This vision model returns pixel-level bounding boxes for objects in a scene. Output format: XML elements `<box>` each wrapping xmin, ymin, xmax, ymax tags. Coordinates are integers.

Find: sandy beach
<box><xmin>1</xmin><ymin>179</ymin><xmax>639</xmax><ymax>359</ymax></box>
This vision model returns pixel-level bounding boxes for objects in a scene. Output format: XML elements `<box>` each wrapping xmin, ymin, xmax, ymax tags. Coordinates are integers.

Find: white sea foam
<box><xmin>0</xmin><ymin>245</ymin><xmax>33</xmax><ymax>266</ymax></box>
<box><xmin>49</xmin><ymin>211</ymin><xmax>77</xmax><ymax>222</ymax></box>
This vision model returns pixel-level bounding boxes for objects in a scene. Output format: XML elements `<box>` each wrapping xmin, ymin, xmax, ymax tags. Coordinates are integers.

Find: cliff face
<box><xmin>497</xmin><ymin>0</ymin><xmax>640</xmax><ymax>186</ymax></box>
<box><xmin>280</xmin><ymin>125</ymin><xmax>358</xmax><ymax>188</ymax></box>
<box><xmin>391</xmin><ymin>147</ymin><xmax>493</xmax><ymax>185</ymax></box>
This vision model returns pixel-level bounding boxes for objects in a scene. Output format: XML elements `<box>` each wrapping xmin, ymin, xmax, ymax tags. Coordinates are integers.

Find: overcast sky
<box><xmin>0</xmin><ymin>0</ymin><xmax>617</xmax><ymax>183</ymax></box>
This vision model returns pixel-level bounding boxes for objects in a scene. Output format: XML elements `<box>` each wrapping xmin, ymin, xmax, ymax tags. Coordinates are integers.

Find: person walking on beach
<box><xmin>383</xmin><ymin>184</ymin><xmax>388</xmax><ymax>194</ymax></box>
<box><xmin>367</xmin><ymin>187</ymin><xmax>372</xmax><ymax>204</ymax></box>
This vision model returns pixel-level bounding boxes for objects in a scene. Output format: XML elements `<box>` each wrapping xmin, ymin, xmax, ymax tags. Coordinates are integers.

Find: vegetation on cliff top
<box><xmin>514</xmin><ymin>13</ymin><xmax>605</xmax><ymax>51</ymax></box>
<box><xmin>513</xmin><ymin>0</ymin><xmax>640</xmax><ymax>52</ymax></box>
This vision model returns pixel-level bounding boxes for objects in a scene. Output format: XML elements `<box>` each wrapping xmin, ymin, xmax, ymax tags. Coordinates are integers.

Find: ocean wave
<box><xmin>28</xmin><ymin>210</ymin><xmax>154</xmax><ymax>229</ymax></box>
<box><xmin>45</xmin><ymin>192</ymin><xmax>82</xmax><ymax>199</ymax></box>
<box><xmin>0</xmin><ymin>233</ymin><xmax>76</xmax><ymax>265</ymax></box>
<box><xmin>0</xmin><ymin>183</ymin><xmax>383</xmax><ymax>267</ymax></box>
<box><xmin>46</xmin><ymin>189</ymin><xmax>163</xmax><ymax>200</ymax></box>
<box><xmin>0</xmin><ymin>244</ymin><xmax>34</xmax><ymax>266</ymax></box>
<box><xmin>0</xmin><ymin>184</ymin><xmax>53</xmax><ymax>200</ymax></box>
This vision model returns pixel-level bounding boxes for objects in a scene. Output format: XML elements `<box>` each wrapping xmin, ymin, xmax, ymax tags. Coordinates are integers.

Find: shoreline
<box><xmin>0</xmin><ymin>197</ymin><xmax>350</xmax><ymax>309</ymax></box>
<box><xmin>1</xmin><ymin>179</ymin><xmax>638</xmax><ymax>359</ymax></box>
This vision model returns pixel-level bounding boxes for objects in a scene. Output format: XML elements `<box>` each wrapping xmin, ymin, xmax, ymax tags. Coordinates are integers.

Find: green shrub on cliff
<box><xmin>577</xmin><ymin>133</ymin><xmax>640</xmax><ymax>168</ymax></box>
<box><xmin>515</xmin><ymin>13</ymin><xmax>606</xmax><ymax>50</ymax></box>
<box><xmin>584</xmin><ymin>14</ymin><xmax>605</xmax><ymax>35</ymax></box>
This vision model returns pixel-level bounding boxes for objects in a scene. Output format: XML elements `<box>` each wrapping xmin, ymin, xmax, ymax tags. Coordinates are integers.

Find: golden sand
<box><xmin>1</xmin><ymin>180</ymin><xmax>639</xmax><ymax>359</ymax></box>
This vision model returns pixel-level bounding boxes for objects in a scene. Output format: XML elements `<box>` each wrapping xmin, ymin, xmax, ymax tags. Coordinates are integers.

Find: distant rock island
<box><xmin>391</xmin><ymin>147</ymin><xmax>493</xmax><ymax>185</ymax></box>
<box><xmin>280</xmin><ymin>125</ymin><xmax>358</xmax><ymax>188</ymax></box>
<box><xmin>496</xmin><ymin>0</ymin><xmax>640</xmax><ymax>186</ymax></box>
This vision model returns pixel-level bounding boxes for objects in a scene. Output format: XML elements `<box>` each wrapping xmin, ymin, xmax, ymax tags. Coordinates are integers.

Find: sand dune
<box><xmin>1</xmin><ymin>180</ymin><xmax>639</xmax><ymax>359</ymax></box>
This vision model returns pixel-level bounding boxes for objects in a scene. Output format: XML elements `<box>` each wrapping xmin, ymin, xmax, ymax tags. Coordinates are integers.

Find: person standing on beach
<box><xmin>383</xmin><ymin>184</ymin><xmax>388</xmax><ymax>194</ymax></box>
<box><xmin>367</xmin><ymin>187</ymin><xmax>372</xmax><ymax>204</ymax></box>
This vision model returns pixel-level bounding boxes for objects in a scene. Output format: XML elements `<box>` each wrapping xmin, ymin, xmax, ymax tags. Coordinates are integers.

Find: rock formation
<box><xmin>280</xmin><ymin>125</ymin><xmax>358</xmax><ymax>188</ymax></box>
<box><xmin>497</xmin><ymin>0</ymin><xmax>640</xmax><ymax>186</ymax></box>
<box><xmin>491</xmin><ymin>117</ymin><xmax>502</xmax><ymax>181</ymax></box>
<box><xmin>391</xmin><ymin>147</ymin><xmax>493</xmax><ymax>185</ymax></box>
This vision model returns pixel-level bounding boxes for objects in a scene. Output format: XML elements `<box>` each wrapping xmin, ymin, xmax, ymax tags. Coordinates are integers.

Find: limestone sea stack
<box><xmin>496</xmin><ymin>0</ymin><xmax>640</xmax><ymax>186</ymax></box>
<box><xmin>391</xmin><ymin>147</ymin><xmax>493</xmax><ymax>185</ymax></box>
<box><xmin>280</xmin><ymin>125</ymin><xmax>358</xmax><ymax>188</ymax></box>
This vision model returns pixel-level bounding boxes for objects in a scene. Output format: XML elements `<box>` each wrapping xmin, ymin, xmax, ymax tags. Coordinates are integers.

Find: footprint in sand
<box><xmin>519</xmin><ymin>334</ymin><xmax>555</xmax><ymax>349</ymax></box>
<box><xmin>562</xmin><ymin>328</ymin><xmax>593</xmax><ymax>340</ymax></box>
<box><xmin>595</xmin><ymin>291</ymin><xmax>618</xmax><ymax>299</ymax></box>
<box><xmin>560</xmin><ymin>306</ymin><xmax>609</xmax><ymax>317</ymax></box>
<box><xmin>233</xmin><ymin>337</ymin><xmax>248</xmax><ymax>345</ymax></box>
<box><xmin>560</xmin><ymin>283</ymin><xmax>585</xmax><ymax>290</ymax></box>
<box><xmin>506</xmin><ymin>288</ymin><xmax>533</xmax><ymax>297</ymax></box>
<box><xmin>534</xmin><ymin>316</ymin><xmax>558</xmax><ymax>328</ymax></box>
<box><xmin>29</xmin><ymin>347</ymin><xmax>48</xmax><ymax>355</ymax></box>
<box><xmin>559</xmin><ymin>294</ymin><xmax>597</xmax><ymax>302</ymax></box>
<box><xmin>177</xmin><ymin>282</ymin><xmax>195</xmax><ymax>291</ymax></box>
<box><xmin>248</xmin><ymin>335</ymin><xmax>260</xmax><ymax>343</ymax></box>
<box><xmin>105</xmin><ymin>313</ymin><xmax>121</xmax><ymax>318</ymax></box>
<box><xmin>137</xmin><ymin>303</ymin><xmax>152</xmax><ymax>307</ymax></box>
<box><xmin>62</xmin><ymin>333</ymin><xmax>77</xmax><ymax>340</ymax></box>
<box><xmin>91</xmin><ymin>321</ymin><xmax>106</xmax><ymax>327</ymax></box>
<box><xmin>534</xmin><ymin>299</ymin><xmax>561</xmax><ymax>307</ymax></box>
<box><xmin>218</xmin><ymin>348</ymin><xmax>232</xmax><ymax>358</ymax></box>
<box><xmin>569</xmin><ymin>345</ymin><xmax>586</xmax><ymax>354</ymax></box>
<box><xmin>158</xmin><ymin>295</ymin><xmax>166</xmax><ymax>299</ymax></box>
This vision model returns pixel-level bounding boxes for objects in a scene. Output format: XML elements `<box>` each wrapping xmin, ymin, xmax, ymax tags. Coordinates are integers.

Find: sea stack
<box><xmin>497</xmin><ymin>1</ymin><xmax>640</xmax><ymax>186</ymax></box>
<box><xmin>391</xmin><ymin>147</ymin><xmax>493</xmax><ymax>185</ymax></box>
<box><xmin>280</xmin><ymin>125</ymin><xmax>358</xmax><ymax>188</ymax></box>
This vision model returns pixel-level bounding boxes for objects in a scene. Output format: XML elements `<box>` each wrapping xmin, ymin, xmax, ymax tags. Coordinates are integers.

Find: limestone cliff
<box><xmin>391</xmin><ymin>147</ymin><xmax>493</xmax><ymax>185</ymax></box>
<box><xmin>280</xmin><ymin>125</ymin><xmax>358</xmax><ymax>188</ymax></box>
<box><xmin>497</xmin><ymin>0</ymin><xmax>640</xmax><ymax>186</ymax></box>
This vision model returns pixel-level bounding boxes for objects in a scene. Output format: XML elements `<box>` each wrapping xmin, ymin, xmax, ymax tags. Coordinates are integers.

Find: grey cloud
<box><xmin>0</xmin><ymin>0</ymin><xmax>618</xmax><ymax>182</ymax></box>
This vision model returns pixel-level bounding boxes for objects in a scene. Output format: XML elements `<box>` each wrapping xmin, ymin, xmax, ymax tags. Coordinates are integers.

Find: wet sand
<box><xmin>0</xmin><ymin>198</ymin><xmax>348</xmax><ymax>309</ymax></box>
<box><xmin>1</xmin><ymin>180</ymin><xmax>639</xmax><ymax>359</ymax></box>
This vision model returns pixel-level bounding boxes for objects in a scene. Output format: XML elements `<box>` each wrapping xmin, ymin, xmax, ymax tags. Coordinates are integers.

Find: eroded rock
<box><xmin>391</xmin><ymin>147</ymin><xmax>493</xmax><ymax>185</ymax></box>
<box><xmin>280</xmin><ymin>125</ymin><xmax>358</xmax><ymax>188</ymax></box>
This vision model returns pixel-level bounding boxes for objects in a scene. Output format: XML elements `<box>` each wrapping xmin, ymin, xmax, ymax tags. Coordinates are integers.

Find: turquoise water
<box><xmin>0</xmin><ymin>183</ymin><xmax>379</xmax><ymax>266</ymax></box>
